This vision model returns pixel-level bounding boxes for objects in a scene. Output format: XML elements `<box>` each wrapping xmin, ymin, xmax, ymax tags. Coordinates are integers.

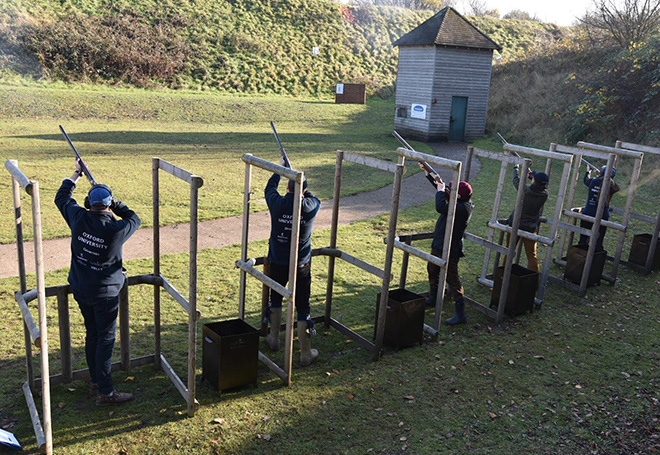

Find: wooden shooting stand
<box><xmin>5</xmin><ymin>158</ymin><xmax>203</xmax><ymax>454</ymax></box>
<box><xmin>476</xmin><ymin>143</ymin><xmax>573</xmax><ymax>306</ymax></box>
<box><xmin>383</xmin><ymin>147</ymin><xmax>462</xmax><ymax>335</ymax></box>
<box><xmin>551</xmin><ymin>142</ymin><xmax>643</xmax><ymax>294</ymax></box>
<box><xmin>614</xmin><ymin>140</ymin><xmax>660</xmax><ymax>275</ymax></box>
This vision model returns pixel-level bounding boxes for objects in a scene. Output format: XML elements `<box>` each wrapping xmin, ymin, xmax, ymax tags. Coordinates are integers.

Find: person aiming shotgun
<box><xmin>55</xmin><ymin>126</ymin><xmax>141</xmax><ymax>406</ymax></box>
<box><xmin>578</xmin><ymin>164</ymin><xmax>619</xmax><ymax>251</ymax></box>
<box><xmin>264</xmin><ymin>123</ymin><xmax>321</xmax><ymax>366</ymax></box>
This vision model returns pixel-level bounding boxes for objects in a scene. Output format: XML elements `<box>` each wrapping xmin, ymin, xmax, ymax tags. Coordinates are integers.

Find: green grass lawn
<box><xmin>0</xmin><ymin>84</ymin><xmax>427</xmax><ymax>244</ymax></box>
<box><xmin>0</xmin><ymin>129</ymin><xmax>658</xmax><ymax>453</ymax></box>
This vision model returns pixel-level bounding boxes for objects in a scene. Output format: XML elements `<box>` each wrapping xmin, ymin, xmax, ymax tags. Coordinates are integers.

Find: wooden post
<box><xmin>646</xmin><ymin>208</ymin><xmax>660</xmax><ymax>274</ymax></box>
<box><xmin>496</xmin><ymin>159</ymin><xmax>531</xmax><ymax>323</ymax></box>
<box><xmin>10</xmin><ymin>161</ymin><xmax>35</xmax><ymax>390</ymax></box>
<box><xmin>187</xmin><ymin>176</ymin><xmax>202</xmax><ymax>416</ymax></box>
<box><xmin>609</xmin><ymin>155</ymin><xmax>642</xmax><ymax>280</ymax></box>
<box><xmin>239</xmin><ymin>161</ymin><xmax>252</xmax><ymax>319</ymax></box>
<box><xmin>284</xmin><ymin>173</ymin><xmax>304</xmax><ymax>385</ymax></box>
<box><xmin>480</xmin><ymin>160</ymin><xmax>508</xmax><ymax>283</ymax></box>
<box><xmin>325</xmin><ymin>151</ymin><xmax>343</xmax><ymax>327</ymax></box>
<box><xmin>152</xmin><ymin>158</ymin><xmax>161</xmax><ymax>367</ymax></box>
<box><xmin>463</xmin><ymin>146</ymin><xmax>474</xmax><ymax>181</ymax></box>
<box><xmin>119</xmin><ymin>280</ymin><xmax>130</xmax><ymax>370</ymax></box>
<box><xmin>260</xmin><ymin>258</ymin><xmax>270</xmax><ymax>336</ymax></box>
<box><xmin>374</xmin><ymin>164</ymin><xmax>404</xmax><ymax>360</ymax></box>
<box><xmin>30</xmin><ymin>181</ymin><xmax>52</xmax><ymax>454</ymax></box>
<box><xmin>555</xmin><ymin>151</ymin><xmax>583</xmax><ymax>262</ymax></box>
<box><xmin>398</xmin><ymin>237</ymin><xmax>411</xmax><ymax>290</ymax></box>
<box><xmin>56</xmin><ymin>290</ymin><xmax>73</xmax><ymax>382</ymax></box>
<box><xmin>433</xmin><ymin>164</ymin><xmax>461</xmax><ymax>330</ymax></box>
<box><xmin>578</xmin><ymin>155</ymin><xmax>615</xmax><ymax>296</ymax></box>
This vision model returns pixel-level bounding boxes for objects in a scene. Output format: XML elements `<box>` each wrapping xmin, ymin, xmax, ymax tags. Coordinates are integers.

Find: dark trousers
<box><xmin>76</xmin><ymin>296</ymin><xmax>119</xmax><ymax>395</ymax></box>
<box><xmin>579</xmin><ymin>220</ymin><xmax>607</xmax><ymax>251</ymax></box>
<box><xmin>427</xmin><ymin>249</ymin><xmax>464</xmax><ymax>301</ymax></box>
<box><xmin>268</xmin><ymin>261</ymin><xmax>312</xmax><ymax>321</ymax></box>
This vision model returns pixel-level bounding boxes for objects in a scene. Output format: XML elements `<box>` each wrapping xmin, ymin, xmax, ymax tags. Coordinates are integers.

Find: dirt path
<box><xmin>0</xmin><ymin>143</ymin><xmax>479</xmax><ymax>278</ymax></box>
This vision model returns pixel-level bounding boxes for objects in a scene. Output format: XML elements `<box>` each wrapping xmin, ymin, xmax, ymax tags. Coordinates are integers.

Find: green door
<box><xmin>448</xmin><ymin>96</ymin><xmax>468</xmax><ymax>142</ymax></box>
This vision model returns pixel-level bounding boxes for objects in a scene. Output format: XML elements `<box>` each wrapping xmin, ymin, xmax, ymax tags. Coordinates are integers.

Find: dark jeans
<box><xmin>76</xmin><ymin>296</ymin><xmax>119</xmax><ymax>395</ymax></box>
<box><xmin>268</xmin><ymin>261</ymin><xmax>312</xmax><ymax>321</ymax></box>
<box><xmin>579</xmin><ymin>220</ymin><xmax>607</xmax><ymax>251</ymax></box>
<box><xmin>427</xmin><ymin>249</ymin><xmax>464</xmax><ymax>301</ymax></box>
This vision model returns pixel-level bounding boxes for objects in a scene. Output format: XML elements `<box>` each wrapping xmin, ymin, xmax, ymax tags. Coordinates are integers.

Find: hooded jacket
<box><xmin>432</xmin><ymin>190</ymin><xmax>474</xmax><ymax>260</ymax></box>
<box><xmin>506</xmin><ymin>168</ymin><xmax>548</xmax><ymax>233</ymax></box>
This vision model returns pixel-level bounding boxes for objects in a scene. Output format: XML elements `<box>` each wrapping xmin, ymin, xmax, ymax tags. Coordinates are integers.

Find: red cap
<box><xmin>448</xmin><ymin>181</ymin><xmax>473</xmax><ymax>199</ymax></box>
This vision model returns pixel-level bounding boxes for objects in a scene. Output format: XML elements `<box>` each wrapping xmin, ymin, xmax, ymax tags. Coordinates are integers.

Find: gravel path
<box><xmin>0</xmin><ymin>143</ymin><xmax>479</xmax><ymax>278</ymax></box>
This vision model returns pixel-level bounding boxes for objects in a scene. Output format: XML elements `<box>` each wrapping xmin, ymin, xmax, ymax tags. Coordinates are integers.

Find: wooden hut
<box><xmin>393</xmin><ymin>7</ymin><xmax>501</xmax><ymax>142</ymax></box>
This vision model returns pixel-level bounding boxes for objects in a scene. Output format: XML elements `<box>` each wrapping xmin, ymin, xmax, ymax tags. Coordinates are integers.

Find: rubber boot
<box><xmin>298</xmin><ymin>324</ymin><xmax>318</xmax><ymax>366</ymax></box>
<box><xmin>265</xmin><ymin>308</ymin><xmax>282</xmax><ymax>351</ymax></box>
<box><xmin>426</xmin><ymin>287</ymin><xmax>438</xmax><ymax>307</ymax></box>
<box><xmin>445</xmin><ymin>298</ymin><xmax>466</xmax><ymax>325</ymax></box>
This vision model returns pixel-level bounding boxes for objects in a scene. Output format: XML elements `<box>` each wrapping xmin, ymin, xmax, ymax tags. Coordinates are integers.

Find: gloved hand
<box><xmin>436</xmin><ymin>179</ymin><xmax>445</xmax><ymax>192</ymax></box>
<box><xmin>110</xmin><ymin>199</ymin><xmax>121</xmax><ymax>212</ymax></box>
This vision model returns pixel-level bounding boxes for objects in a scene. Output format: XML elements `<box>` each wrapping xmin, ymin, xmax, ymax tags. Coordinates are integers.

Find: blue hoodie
<box><xmin>265</xmin><ymin>174</ymin><xmax>320</xmax><ymax>266</ymax></box>
<box><xmin>55</xmin><ymin>179</ymin><xmax>141</xmax><ymax>301</ymax></box>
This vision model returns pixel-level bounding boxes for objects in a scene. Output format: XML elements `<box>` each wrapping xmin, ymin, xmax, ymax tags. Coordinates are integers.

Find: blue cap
<box><xmin>532</xmin><ymin>171</ymin><xmax>549</xmax><ymax>184</ymax></box>
<box><xmin>601</xmin><ymin>166</ymin><xmax>616</xmax><ymax>178</ymax></box>
<box><xmin>89</xmin><ymin>186</ymin><xmax>112</xmax><ymax>208</ymax></box>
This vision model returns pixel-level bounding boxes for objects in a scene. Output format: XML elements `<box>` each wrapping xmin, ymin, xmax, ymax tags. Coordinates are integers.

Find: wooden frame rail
<box><xmin>5</xmin><ymin>159</ymin><xmax>51</xmax><ymax>454</ymax></box>
<box><xmin>236</xmin><ymin>153</ymin><xmax>304</xmax><ymax>386</ymax></box>
<box><xmin>153</xmin><ymin>157</ymin><xmax>203</xmax><ymax>416</ymax></box>
<box><xmin>614</xmin><ymin>140</ymin><xmax>660</xmax><ymax>275</ymax></box>
<box><xmin>552</xmin><ymin>143</ymin><xmax>643</xmax><ymax>292</ymax></box>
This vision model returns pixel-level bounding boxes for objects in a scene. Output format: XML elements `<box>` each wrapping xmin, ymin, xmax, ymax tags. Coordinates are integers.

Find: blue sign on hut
<box><xmin>393</xmin><ymin>7</ymin><xmax>501</xmax><ymax>142</ymax></box>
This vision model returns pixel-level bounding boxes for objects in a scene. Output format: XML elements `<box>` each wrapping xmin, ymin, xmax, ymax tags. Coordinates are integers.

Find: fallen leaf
<box><xmin>212</xmin><ymin>418</ymin><xmax>226</xmax><ymax>424</ymax></box>
<box><xmin>400</xmin><ymin>436</ymin><xmax>407</xmax><ymax>441</ymax></box>
<box><xmin>67</xmin><ymin>388</ymin><xmax>76</xmax><ymax>392</ymax></box>
<box><xmin>398</xmin><ymin>421</ymin><xmax>404</xmax><ymax>427</ymax></box>
<box><xmin>509</xmin><ymin>360</ymin><xmax>514</xmax><ymax>365</ymax></box>
<box><xmin>58</xmin><ymin>402</ymin><xmax>66</xmax><ymax>409</ymax></box>
<box><xmin>533</xmin><ymin>355</ymin><xmax>545</xmax><ymax>360</ymax></box>
<box><xmin>211</xmin><ymin>439</ymin><xmax>219</xmax><ymax>444</ymax></box>
<box><xmin>403</xmin><ymin>395</ymin><xmax>414</xmax><ymax>401</ymax></box>
<box><xmin>109</xmin><ymin>411</ymin><xmax>114</xmax><ymax>417</ymax></box>
<box><xmin>125</xmin><ymin>376</ymin><xmax>135</xmax><ymax>382</ymax></box>
<box><xmin>263</xmin><ymin>416</ymin><xmax>270</xmax><ymax>422</ymax></box>
<box><xmin>575</xmin><ymin>384</ymin><xmax>582</xmax><ymax>389</ymax></box>
<box><xmin>347</xmin><ymin>394</ymin><xmax>355</xmax><ymax>399</ymax></box>
<box><xmin>489</xmin><ymin>412</ymin><xmax>498</xmax><ymax>419</ymax></box>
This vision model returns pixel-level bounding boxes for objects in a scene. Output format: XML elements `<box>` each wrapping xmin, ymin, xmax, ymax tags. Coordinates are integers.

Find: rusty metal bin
<box><xmin>628</xmin><ymin>233</ymin><xmax>660</xmax><ymax>270</ymax></box>
<box><xmin>202</xmin><ymin>319</ymin><xmax>259</xmax><ymax>394</ymax></box>
<box><xmin>564</xmin><ymin>244</ymin><xmax>606</xmax><ymax>287</ymax></box>
<box><xmin>490</xmin><ymin>264</ymin><xmax>539</xmax><ymax>315</ymax></box>
<box><xmin>374</xmin><ymin>288</ymin><xmax>425</xmax><ymax>349</ymax></box>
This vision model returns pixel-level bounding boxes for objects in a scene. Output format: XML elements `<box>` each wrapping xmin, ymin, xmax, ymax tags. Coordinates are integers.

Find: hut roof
<box><xmin>393</xmin><ymin>7</ymin><xmax>502</xmax><ymax>51</ymax></box>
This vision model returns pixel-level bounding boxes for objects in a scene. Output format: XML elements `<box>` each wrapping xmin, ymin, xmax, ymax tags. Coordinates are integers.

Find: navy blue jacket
<box><xmin>432</xmin><ymin>191</ymin><xmax>474</xmax><ymax>260</ymax></box>
<box><xmin>55</xmin><ymin>179</ymin><xmax>141</xmax><ymax>301</ymax></box>
<box><xmin>582</xmin><ymin>172</ymin><xmax>620</xmax><ymax>220</ymax></box>
<box><xmin>265</xmin><ymin>174</ymin><xmax>320</xmax><ymax>266</ymax></box>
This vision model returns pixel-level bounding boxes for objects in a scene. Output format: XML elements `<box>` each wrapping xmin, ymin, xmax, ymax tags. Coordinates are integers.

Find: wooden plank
<box><xmin>395</xmin><ymin>147</ymin><xmax>462</xmax><ymax>171</ymax></box>
<box><xmin>160</xmin><ymin>276</ymin><xmax>201</xmax><ymax>320</ymax></box>
<box><xmin>610</xmin><ymin>206</ymin><xmax>655</xmax><ymax>223</ymax></box>
<box><xmin>337</xmin><ymin>251</ymin><xmax>390</xmax><ymax>280</ymax></box>
<box><xmin>343</xmin><ymin>152</ymin><xmax>398</xmax><ymax>173</ymax></box>
<box><xmin>393</xmin><ymin>238</ymin><xmax>446</xmax><ymax>267</ymax></box>
<box><xmin>472</xmin><ymin>148</ymin><xmax>521</xmax><ymax>165</ymax></box>
<box><xmin>241</xmin><ymin>153</ymin><xmax>300</xmax><ymax>181</ymax></box>
<box><xmin>16</xmin><ymin>291</ymin><xmax>41</xmax><ymax>345</ymax></box>
<box><xmin>395</xmin><ymin>232</ymin><xmax>434</xmax><ymax>242</ymax></box>
<box><xmin>235</xmin><ymin>259</ymin><xmax>292</xmax><ymax>299</ymax></box>
<box><xmin>119</xmin><ymin>282</ymin><xmax>130</xmax><ymax>370</ymax></box>
<box><xmin>465</xmin><ymin>232</ymin><xmax>509</xmax><ymax>255</ymax></box>
<box><xmin>423</xmin><ymin>324</ymin><xmax>439</xmax><ymax>339</ymax></box>
<box><xmin>504</xmin><ymin>144</ymin><xmax>573</xmax><ymax>162</ymax></box>
<box><xmin>577</xmin><ymin>141</ymin><xmax>644</xmax><ymax>159</ymax></box>
<box><xmin>239</xmin><ymin>162</ymin><xmax>252</xmax><ymax>320</ymax></box>
<box><xmin>22</xmin><ymin>381</ymin><xmax>46</xmax><ymax>453</ymax></box>
<box><xmin>5</xmin><ymin>160</ymin><xmax>33</xmax><ymax>193</ymax></box>
<box><xmin>557</xmin><ymin>221</ymin><xmax>592</xmax><ymax>237</ymax></box>
<box><xmin>44</xmin><ymin>355</ymin><xmax>155</xmax><ymax>385</ymax></box>
<box><xmin>160</xmin><ymin>354</ymin><xmax>199</xmax><ymax>413</ymax></box>
<box><xmin>486</xmin><ymin>221</ymin><xmax>554</xmax><ymax>246</ymax></box>
<box><xmin>562</xmin><ymin>210</ymin><xmax>626</xmax><ymax>231</ymax></box>
<box><xmin>153</xmin><ymin>158</ymin><xmax>161</xmax><ymax>366</ymax></box>
<box><xmin>157</xmin><ymin>159</ymin><xmax>202</xmax><ymax>186</ymax></box>
<box><xmin>187</xmin><ymin>177</ymin><xmax>201</xmax><ymax>417</ymax></box>
<box><xmin>258</xmin><ymin>351</ymin><xmax>288</xmax><ymax>381</ymax></box>
<box><xmin>329</xmin><ymin>318</ymin><xmax>376</xmax><ymax>352</ymax></box>
<box><xmin>56</xmin><ymin>290</ymin><xmax>72</xmax><ymax>382</ymax></box>
<box><xmin>617</xmin><ymin>141</ymin><xmax>660</xmax><ymax>155</ymax></box>
<box><xmin>463</xmin><ymin>296</ymin><xmax>497</xmax><ymax>320</ymax></box>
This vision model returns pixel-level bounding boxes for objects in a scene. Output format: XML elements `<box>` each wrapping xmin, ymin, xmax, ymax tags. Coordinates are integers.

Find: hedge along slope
<box><xmin>1</xmin><ymin>0</ymin><xmax>566</xmax><ymax>96</ymax></box>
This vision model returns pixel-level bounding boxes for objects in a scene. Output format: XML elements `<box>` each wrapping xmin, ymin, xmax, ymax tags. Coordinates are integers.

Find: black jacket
<box><xmin>506</xmin><ymin>169</ymin><xmax>548</xmax><ymax>233</ymax></box>
<box><xmin>432</xmin><ymin>191</ymin><xmax>474</xmax><ymax>260</ymax></box>
<box><xmin>55</xmin><ymin>179</ymin><xmax>141</xmax><ymax>301</ymax></box>
<box><xmin>265</xmin><ymin>174</ymin><xmax>321</xmax><ymax>266</ymax></box>
<box><xmin>582</xmin><ymin>172</ymin><xmax>619</xmax><ymax>220</ymax></box>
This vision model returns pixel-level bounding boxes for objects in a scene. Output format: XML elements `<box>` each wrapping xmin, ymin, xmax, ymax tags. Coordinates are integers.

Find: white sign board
<box><xmin>411</xmin><ymin>104</ymin><xmax>427</xmax><ymax>120</ymax></box>
<box><xmin>312</xmin><ymin>46</ymin><xmax>320</xmax><ymax>56</ymax></box>
<box><xmin>336</xmin><ymin>83</ymin><xmax>344</xmax><ymax>95</ymax></box>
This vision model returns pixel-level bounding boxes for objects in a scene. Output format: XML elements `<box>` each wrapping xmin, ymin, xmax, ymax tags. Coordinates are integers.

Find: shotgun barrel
<box><xmin>59</xmin><ymin>125</ymin><xmax>97</xmax><ymax>186</ymax></box>
<box><xmin>392</xmin><ymin>130</ymin><xmax>442</xmax><ymax>188</ymax></box>
<box><xmin>270</xmin><ymin>121</ymin><xmax>291</xmax><ymax>169</ymax></box>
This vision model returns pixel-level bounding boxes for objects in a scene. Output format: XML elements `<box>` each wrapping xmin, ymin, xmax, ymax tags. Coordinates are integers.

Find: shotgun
<box><xmin>392</xmin><ymin>130</ymin><xmax>442</xmax><ymax>188</ymax></box>
<box><xmin>582</xmin><ymin>157</ymin><xmax>600</xmax><ymax>173</ymax></box>
<box><xmin>59</xmin><ymin>125</ymin><xmax>97</xmax><ymax>186</ymax></box>
<box><xmin>270</xmin><ymin>121</ymin><xmax>291</xmax><ymax>169</ymax></box>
